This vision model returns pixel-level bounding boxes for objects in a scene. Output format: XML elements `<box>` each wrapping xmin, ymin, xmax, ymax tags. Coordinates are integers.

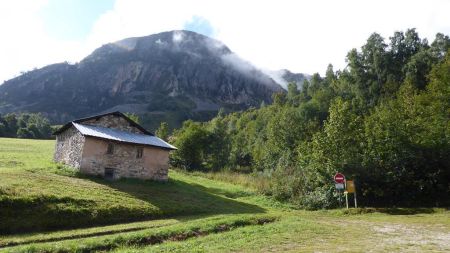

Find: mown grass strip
<box><xmin>0</xmin><ymin>218</ymin><xmax>179</xmax><ymax>248</ymax></box>
<box><xmin>2</xmin><ymin>215</ymin><xmax>277</xmax><ymax>253</ymax></box>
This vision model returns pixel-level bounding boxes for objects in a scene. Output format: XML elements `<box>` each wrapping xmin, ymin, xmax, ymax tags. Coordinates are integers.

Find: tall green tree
<box><xmin>155</xmin><ymin>122</ymin><xmax>169</xmax><ymax>141</ymax></box>
<box><xmin>171</xmin><ymin>121</ymin><xmax>210</xmax><ymax>170</ymax></box>
<box><xmin>287</xmin><ymin>82</ymin><xmax>299</xmax><ymax>102</ymax></box>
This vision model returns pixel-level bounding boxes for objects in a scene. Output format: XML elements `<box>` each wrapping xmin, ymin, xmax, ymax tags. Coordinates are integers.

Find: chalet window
<box><xmin>107</xmin><ymin>143</ymin><xmax>114</xmax><ymax>154</ymax></box>
<box><xmin>104</xmin><ymin>168</ymin><xmax>115</xmax><ymax>180</ymax></box>
<box><xmin>136</xmin><ymin>147</ymin><xmax>143</xmax><ymax>158</ymax></box>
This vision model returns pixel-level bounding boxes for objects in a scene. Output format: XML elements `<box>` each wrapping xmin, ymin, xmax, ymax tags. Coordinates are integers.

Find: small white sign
<box><xmin>335</xmin><ymin>183</ymin><xmax>345</xmax><ymax>190</ymax></box>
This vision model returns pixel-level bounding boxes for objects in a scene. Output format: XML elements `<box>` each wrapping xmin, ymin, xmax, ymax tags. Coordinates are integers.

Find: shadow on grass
<box><xmin>93</xmin><ymin>176</ymin><xmax>265</xmax><ymax>217</ymax></box>
<box><xmin>0</xmin><ymin>174</ymin><xmax>265</xmax><ymax>235</ymax></box>
<box><xmin>375</xmin><ymin>207</ymin><xmax>438</xmax><ymax>215</ymax></box>
<box><xmin>342</xmin><ymin>207</ymin><xmax>441</xmax><ymax>215</ymax></box>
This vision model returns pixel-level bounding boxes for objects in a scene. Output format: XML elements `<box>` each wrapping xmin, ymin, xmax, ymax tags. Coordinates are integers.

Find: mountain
<box><xmin>265</xmin><ymin>69</ymin><xmax>310</xmax><ymax>90</ymax></box>
<box><xmin>280</xmin><ymin>69</ymin><xmax>310</xmax><ymax>88</ymax></box>
<box><xmin>0</xmin><ymin>30</ymin><xmax>285</xmax><ymax>130</ymax></box>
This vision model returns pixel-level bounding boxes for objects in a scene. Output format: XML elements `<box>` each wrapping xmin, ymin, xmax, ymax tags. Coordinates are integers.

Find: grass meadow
<box><xmin>0</xmin><ymin>137</ymin><xmax>449</xmax><ymax>252</ymax></box>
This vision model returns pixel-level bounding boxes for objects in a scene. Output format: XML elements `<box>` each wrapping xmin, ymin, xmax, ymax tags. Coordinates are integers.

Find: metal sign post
<box><xmin>334</xmin><ymin>173</ymin><xmax>346</xmax><ymax>208</ymax></box>
<box><xmin>346</xmin><ymin>180</ymin><xmax>357</xmax><ymax>208</ymax></box>
<box><xmin>344</xmin><ymin>191</ymin><xmax>349</xmax><ymax>208</ymax></box>
<box><xmin>335</xmin><ymin>183</ymin><xmax>344</xmax><ymax>207</ymax></box>
<box><xmin>344</xmin><ymin>179</ymin><xmax>347</xmax><ymax>208</ymax></box>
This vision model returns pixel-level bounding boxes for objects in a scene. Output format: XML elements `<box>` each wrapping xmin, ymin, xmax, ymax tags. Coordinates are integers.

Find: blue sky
<box><xmin>183</xmin><ymin>16</ymin><xmax>215</xmax><ymax>37</ymax></box>
<box><xmin>39</xmin><ymin>0</ymin><xmax>115</xmax><ymax>40</ymax></box>
<box><xmin>0</xmin><ymin>0</ymin><xmax>449</xmax><ymax>84</ymax></box>
<box><xmin>39</xmin><ymin>1</ymin><xmax>214</xmax><ymax>41</ymax></box>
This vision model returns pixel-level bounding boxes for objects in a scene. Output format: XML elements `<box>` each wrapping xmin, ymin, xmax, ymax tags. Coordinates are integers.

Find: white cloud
<box><xmin>0</xmin><ymin>0</ymin><xmax>449</xmax><ymax>83</ymax></box>
<box><xmin>0</xmin><ymin>0</ymin><xmax>86</xmax><ymax>82</ymax></box>
<box><xmin>172</xmin><ymin>31</ymin><xmax>185</xmax><ymax>42</ymax></box>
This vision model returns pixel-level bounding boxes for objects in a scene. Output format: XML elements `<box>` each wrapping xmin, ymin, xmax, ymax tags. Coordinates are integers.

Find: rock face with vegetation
<box><xmin>0</xmin><ymin>30</ymin><xmax>284</xmax><ymax>130</ymax></box>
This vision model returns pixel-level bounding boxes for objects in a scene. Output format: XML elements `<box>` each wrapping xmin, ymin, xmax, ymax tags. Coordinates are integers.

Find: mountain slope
<box><xmin>0</xmin><ymin>30</ymin><xmax>284</xmax><ymax>129</ymax></box>
<box><xmin>265</xmin><ymin>69</ymin><xmax>310</xmax><ymax>90</ymax></box>
<box><xmin>280</xmin><ymin>69</ymin><xmax>310</xmax><ymax>88</ymax></box>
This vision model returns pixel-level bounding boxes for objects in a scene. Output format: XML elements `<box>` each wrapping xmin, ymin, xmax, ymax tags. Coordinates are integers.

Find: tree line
<box><xmin>169</xmin><ymin>29</ymin><xmax>450</xmax><ymax>208</ymax></box>
<box><xmin>0</xmin><ymin>113</ymin><xmax>53</xmax><ymax>139</ymax></box>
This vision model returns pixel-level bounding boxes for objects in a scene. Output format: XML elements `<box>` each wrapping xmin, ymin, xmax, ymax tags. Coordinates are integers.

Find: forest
<box><xmin>170</xmin><ymin>29</ymin><xmax>450</xmax><ymax>208</ymax></box>
<box><xmin>0</xmin><ymin>113</ymin><xmax>53</xmax><ymax>139</ymax></box>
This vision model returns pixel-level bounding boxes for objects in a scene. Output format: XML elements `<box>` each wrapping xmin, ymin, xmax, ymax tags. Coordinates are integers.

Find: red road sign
<box><xmin>334</xmin><ymin>173</ymin><xmax>345</xmax><ymax>184</ymax></box>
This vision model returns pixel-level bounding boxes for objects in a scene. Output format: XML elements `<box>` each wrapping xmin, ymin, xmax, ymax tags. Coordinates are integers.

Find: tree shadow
<box><xmin>345</xmin><ymin>207</ymin><xmax>442</xmax><ymax>215</ymax></box>
<box><xmin>0</xmin><ymin>173</ymin><xmax>266</xmax><ymax>235</ymax></box>
<box><xmin>374</xmin><ymin>207</ymin><xmax>438</xmax><ymax>215</ymax></box>
<box><xmin>90</xmin><ymin>176</ymin><xmax>266</xmax><ymax>219</ymax></box>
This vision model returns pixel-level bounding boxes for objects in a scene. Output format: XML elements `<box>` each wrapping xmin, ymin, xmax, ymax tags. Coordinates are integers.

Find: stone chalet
<box><xmin>53</xmin><ymin>111</ymin><xmax>177</xmax><ymax>181</ymax></box>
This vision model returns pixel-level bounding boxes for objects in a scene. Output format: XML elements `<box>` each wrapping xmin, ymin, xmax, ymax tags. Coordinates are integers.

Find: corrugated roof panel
<box><xmin>72</xmin><ymin>123</ymin><xmax>177</xmax><ymax>150</ymax></box>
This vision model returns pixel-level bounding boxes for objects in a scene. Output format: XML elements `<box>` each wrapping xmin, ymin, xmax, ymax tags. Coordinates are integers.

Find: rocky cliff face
<box><xmin>280</xmin><ymin>69</ymin><xmax>310</xmax><ymax>88</ymax></box>
<box><xmin>265</xmin><ymin>69</ymin><xmax>310</xmax><ymax>90</ymax></box>
<box><xmin>0</xmin><ymin>30</ymin><xmax>284</xmax><ymax>129</ymax></box>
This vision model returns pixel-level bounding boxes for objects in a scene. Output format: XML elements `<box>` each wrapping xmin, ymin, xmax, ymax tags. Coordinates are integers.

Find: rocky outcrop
<box><xmin>281</xmin><ymin>69</ymin><xmax>310</xmax><ymax>88</ymax></box>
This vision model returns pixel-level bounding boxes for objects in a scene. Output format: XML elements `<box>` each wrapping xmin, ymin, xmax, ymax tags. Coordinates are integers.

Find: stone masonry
<box><xmin>80</xmin><ymin>137</ymin><xmax>169</xmax><ymax>181</ymax></box>
<box><xmin>82</xmin><ymin>115</ymin><xmax>143</xmax><ymax>134</ymax></box>
<box><xmin>54</xmin><ymin>126</ymin><xmax>85</xmax><ymax>168</ymax></box>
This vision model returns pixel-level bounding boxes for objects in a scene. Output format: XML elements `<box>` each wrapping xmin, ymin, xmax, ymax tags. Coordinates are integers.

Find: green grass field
<box><xmin>0</xmin><ymin>137</ymin><xmax>449</xmax><ymax>252</ymax></box>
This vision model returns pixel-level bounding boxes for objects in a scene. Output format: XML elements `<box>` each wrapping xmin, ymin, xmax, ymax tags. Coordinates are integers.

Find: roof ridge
<box><xmin>53</xmin><ymin>111</ymin><xmax>153</xmax><ymax>136</ymax></box>
<box><xmin>73</xmin><ymin>122</ymin><xmax>151</xmax><ymax>136</ymax></box>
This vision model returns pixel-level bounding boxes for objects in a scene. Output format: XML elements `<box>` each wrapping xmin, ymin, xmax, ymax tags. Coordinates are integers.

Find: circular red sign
<box><xmin>334</xmin><ymin>173</ymin><xmax>345</xmax><ymax>184</ymax></box>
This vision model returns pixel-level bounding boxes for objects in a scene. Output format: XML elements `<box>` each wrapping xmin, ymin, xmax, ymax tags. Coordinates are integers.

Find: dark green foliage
<box><xmin>171</xmin><ymin>30</ymin><xmax>450</xmax><ymax>209</ymax></box>
<box><xmin>287</xmin><ymin>82</ymin><xmax>299</xmax><ymax>101</ymax></box>
<box><xmin>0</xmin><ymin>113</ymin><xmax>52</xmax><ymax>139</ymax></box>
<box><xmin>171</xmin><ymin>119</ymin><xmax>231</xmax><ymax>171</ymax></box>
<box><xmin>16</xmin><ymin>128</ymin><xmax>35</xmax><ymax>139</ymax></box>
<box><xmin>170</xmin><ymin>121</ymin><xmax>211</xmax><ymax>170</ymax></box>
<box><xmin>124</xmin><ymin>113</ymin><xmax>140</xmax><ymax>124</ymax></box>
<box><xmin>155</xmin><ymin>122</ymin><xmax>169</xmax><ymax>141</ymax></box>
<box><xmin>146</xmin><ymin>95</ymin><xmax>197</xmax><ymax>112</ymax></box>
<box><xmin>139</xmin><ymin>110</ymin><xmax>218</xmax><ymax>133</ymax></box>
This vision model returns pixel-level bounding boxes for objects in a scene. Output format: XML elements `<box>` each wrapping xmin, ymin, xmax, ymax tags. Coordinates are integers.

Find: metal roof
<box><xmin>73</xmin><ymin>123</ymin><xmax>177</xmax><ymax>150</ymax></box>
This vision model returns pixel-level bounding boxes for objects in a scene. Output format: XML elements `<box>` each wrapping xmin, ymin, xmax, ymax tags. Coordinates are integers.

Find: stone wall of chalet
<box><xmin>82</xmin><ymin>115</ymin><xmax>143</xmax><ymax>134</ymax></box>
<box><xmin>80</xmin><ymin>137</ymin><xmax>169</xmax><ymax>181</ymax></box>
<box><xmin>54</xmin><ymin>126</ymin><xmax>85</xmax><ymax>168</ymax></box>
